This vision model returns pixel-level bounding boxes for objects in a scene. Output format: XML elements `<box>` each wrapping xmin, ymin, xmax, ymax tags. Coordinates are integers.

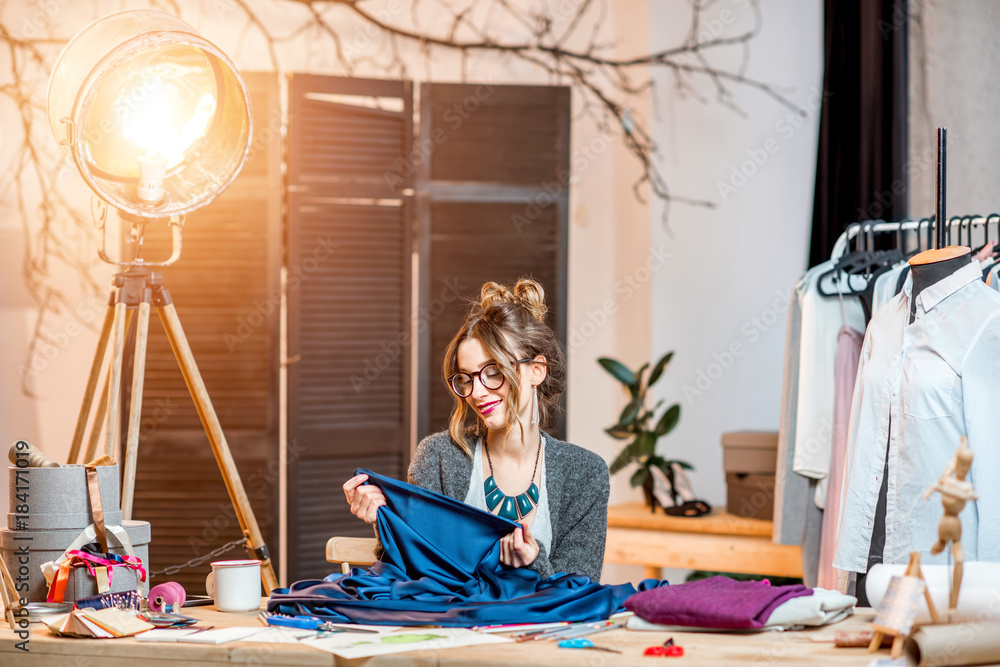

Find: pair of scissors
<box><xmin>259</xmin><ymin>611</ymin><xmax>378</xmax><ymax>634</ymax></box>
<box><xmin>558</xmin><ymin>637</ymin><xmax>622</xmax><ymax>653</ymax></box>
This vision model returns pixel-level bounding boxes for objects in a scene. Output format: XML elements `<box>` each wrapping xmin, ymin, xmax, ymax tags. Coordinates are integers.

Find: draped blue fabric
<box><xmin>268</xmin><ymin>469</ymin><xmax>661</xmax><ymax>626</ymax></box>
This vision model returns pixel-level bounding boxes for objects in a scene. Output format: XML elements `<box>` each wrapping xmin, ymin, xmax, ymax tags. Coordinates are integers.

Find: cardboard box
<box><xmin>726</xmin><ymin>473</ymin><xmax>775</xmax><ymax>521</ymax></box>
<box><xmin>721</xmin><ymin>431</ymin><xmax>778</xmax><ymax>474</ymax></box>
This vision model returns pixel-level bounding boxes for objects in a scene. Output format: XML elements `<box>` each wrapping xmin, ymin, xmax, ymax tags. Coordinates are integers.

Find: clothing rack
<box><xmin>831</xmin><ymin>214</ymin><xmax>1000</xmax><ymax>260</ymax></box>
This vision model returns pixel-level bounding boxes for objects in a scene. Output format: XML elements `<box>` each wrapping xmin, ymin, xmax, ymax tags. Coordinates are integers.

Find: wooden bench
<box><xmin>604</xmin><ymin>502</ymin><xmax>803</xmax><ymax>579</ymax></box>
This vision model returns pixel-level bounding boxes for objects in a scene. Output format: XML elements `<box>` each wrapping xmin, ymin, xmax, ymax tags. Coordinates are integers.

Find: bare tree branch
<box><xmin>1</xmin><ymin>0</ymin><xmax>796</xmax><ymax>395</ymax></box>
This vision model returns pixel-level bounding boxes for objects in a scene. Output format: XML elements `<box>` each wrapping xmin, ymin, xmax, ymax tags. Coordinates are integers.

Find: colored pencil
<box><xmin>544</xmin><ymin>619</ymin><xmax>626</xmax><ymax>641</ymax></box>
<box><xmin>476</xmin><ymin>621</ymin><xmax>569</xmax><ymax>634</ymax></box>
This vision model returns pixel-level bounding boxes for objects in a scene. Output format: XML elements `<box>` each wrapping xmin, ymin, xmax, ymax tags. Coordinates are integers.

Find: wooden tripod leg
<box><xmin>891</xmin><ymin>635</ymin><xmax>905</xmax><ymax>659</ymax></box>
<box><xmin>911</xmin><ymin>554</ymin><xmax>940</xmax><ymax>624</ymax></box>
<box><xmin>121</xmin><ymin>298</ymin><xmax>151</xmax><ymax>521</ymax></box>
<box><xmin>83</xmin><ymin>372</ymin><xmax>110</xmax><ymax>464</ymax></box>
<box><xmin>157</xmin><ymin>302</ymin><xmax>279</xmax><ymax>593</ymax></box>
<box><xmin>0</xmin><ymin>555</ymin><xmax>18</xmax><ymax>629</ymax></box>
<box><xmin>105</xmin><ymin>301</ymin><xmax>129</xmax><ymax>459</ymax></box>
<box><xmin>69</xmin><ymin>303</ymin><xmax>114</xmax><ymax>464</ymax></box>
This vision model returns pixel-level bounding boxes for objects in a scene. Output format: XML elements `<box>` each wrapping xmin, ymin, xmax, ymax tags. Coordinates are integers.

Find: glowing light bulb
<box><xmin>119</xmin><ymin>66</ymin><xmax>217</xmax><ymax>205</ymax></box>
<box><xmin>137</xmin><ymin>153</ymin><xmax>167</xmax><ymax>203</ymax></box>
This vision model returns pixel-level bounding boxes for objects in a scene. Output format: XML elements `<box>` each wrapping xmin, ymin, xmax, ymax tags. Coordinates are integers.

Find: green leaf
<box><xmin>654</xmin><ymin>404</ymin><xmax>681</xmax><ymax>436</ymax></box>
<box><xmin>646</xmin><ymin>454</ymin><xmax>667</xmax><ymax>469</ymax></box>
<box><xmin>598</xmin><ymin>357</ymin><xmax>637</xmax><ymax>390</ymax></box>
<box><xmin>604</xmin><ymin>425</ymin><xmax>634</xmax><ymax>440</ymax></box>
<box><xmin>608</xmin><ymin>443</ymin><xmax>636</xmax><ymax>474</ymax></box>
<box><xmin>634</xmin><ymin>431</ymin><xmax>656</xmax><ymax>458</ymax></box>
<box><xmin>629</xmin><ymin>467</ymin><xmax>648</xmax><ymax>488</ymax></box>
<box><xmin>667</xmin><ymin>459</ymin><xmax>695</xmax><ymax>471</ymax></box>
<box><xmin>647</xmin><ymin>351</ymin><xmax>675</xmax><ymax>387</ymax></box>
<box><xmin>633</xmin><ymin>362</ymin><xmax>650</xmax><ymax>389</ymax></box>
<box><xmin>618</xmin><ymin>397</ymin><xmax>642</xmax><ymax>425</ymax></box>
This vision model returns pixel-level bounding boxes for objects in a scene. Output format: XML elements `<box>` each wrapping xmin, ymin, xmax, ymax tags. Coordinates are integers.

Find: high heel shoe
<box><xmin>649</xmin><ymin>464</ymin><xmax>712</xmax><ymax>517</ymax></box>
<box><xmin>647</xmin><ymin>464</ymin><xmax>678</xmax><ymax>513</ymax></box>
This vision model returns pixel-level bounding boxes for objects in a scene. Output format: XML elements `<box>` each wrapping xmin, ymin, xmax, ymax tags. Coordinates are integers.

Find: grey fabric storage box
<box><xmin>7</xmin><ymin>464</ymin><xmax>123</xmax><ymax>530</ymax></box>
<box><xmin>0</xmin><ymin>520</ymin><xmax>150</xmax><ymax>603</ymax></box>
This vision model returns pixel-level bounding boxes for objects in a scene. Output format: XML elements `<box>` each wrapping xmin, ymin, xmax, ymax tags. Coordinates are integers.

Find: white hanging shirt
<box><xmin>792</xmin><ymin>264</ymin><xmax>866</xmax><ymax>486</ymax></box>
<box><xmin>464</xmin><ymin>437</ymin><xmax>552</xmax><ymax>557</ymax></box>
<box><xmin>834</xmin><ymin>260</ymin><xmax>1000</xmax><ymax>572</ymax></box>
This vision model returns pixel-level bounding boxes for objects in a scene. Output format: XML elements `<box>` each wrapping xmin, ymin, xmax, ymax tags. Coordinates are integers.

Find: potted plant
<box><xmin>599</xmin><ymin>352</ymin><xmax>692</xmax><ymax>511</ymax></box>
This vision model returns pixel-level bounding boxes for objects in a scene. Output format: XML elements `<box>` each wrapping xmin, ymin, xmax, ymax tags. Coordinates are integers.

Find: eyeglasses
<box><xmin>449</xmin><ymin>358</ymin><xmax>532</xmax><ymax>397</ymax></box>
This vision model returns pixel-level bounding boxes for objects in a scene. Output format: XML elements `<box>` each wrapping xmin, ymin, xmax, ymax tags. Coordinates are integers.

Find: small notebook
<box><xmin>176</xmin><ymin>627</ymin><xmax>265</xmax><ymax>644</ymax></box>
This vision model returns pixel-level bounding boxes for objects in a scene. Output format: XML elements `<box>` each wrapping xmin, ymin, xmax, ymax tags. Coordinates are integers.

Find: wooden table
<box><xmin>0</xmin><ymin>600</ymin><xmax>887</xmax><ymax>666</ymax></box>
<box><xmin>605</xmin><ymin>503</ymin><xmax>803</xmax><ymax>580</ymax></box>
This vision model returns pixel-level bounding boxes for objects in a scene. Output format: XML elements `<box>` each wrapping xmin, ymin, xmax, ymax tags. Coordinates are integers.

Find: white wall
<box><xmin>0</xmin><ymin>0</ymin><xmax>823</xmax><ymax>585</ymax></box>
<box><xmin>909</xmin><ymin>0</ymin><xmax>1000</xmax><ymax>219</ymax></box>
<box><xmin>605</xmin><ymin>0</ymin><xmax>822</xmax><ymax>584</ymax></box>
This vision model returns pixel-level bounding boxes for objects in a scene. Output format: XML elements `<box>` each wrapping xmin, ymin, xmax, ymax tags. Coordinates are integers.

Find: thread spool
<box><xmin>7</xmin><ymin>440</ymin><xmax>60</xmax><ymax>468</ymax></box>
<box><xmin>147</xmin><ymin>582</ymin><xmax>186</xmax><ymax>613</ymax></box>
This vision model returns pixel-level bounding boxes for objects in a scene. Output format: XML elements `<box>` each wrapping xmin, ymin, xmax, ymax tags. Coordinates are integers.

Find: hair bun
<box><xmin>480</xmin><ymin>282</ymin><xmax>514</xmax><ymax>310</ymax></box>
<box><xmin>479</xmin><ymin>279</ymin><xmax>548</xmax><ymax>322</ymax></box>
<box><xmin>513</xmin><ymin>279</ymin><xmax>547</xmax><ymax>322</ymax></box>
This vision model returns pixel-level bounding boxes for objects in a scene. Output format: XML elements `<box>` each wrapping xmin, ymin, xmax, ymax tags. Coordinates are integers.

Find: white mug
<box><xmin>206</xmin><ymin>559</ymin><xmax>262</xmax><ymax>612</ymax></box>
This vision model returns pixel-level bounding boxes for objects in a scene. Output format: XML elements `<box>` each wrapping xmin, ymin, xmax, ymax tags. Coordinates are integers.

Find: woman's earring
<box><xmin>531</xmin><ymin>386</ymin><xmax>539</xmax><ymax>426</ymax></box>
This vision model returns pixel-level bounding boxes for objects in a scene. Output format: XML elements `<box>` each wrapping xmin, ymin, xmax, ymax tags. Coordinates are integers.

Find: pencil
<box><xmin>478</xmin><ymin>621</ymin><xmax>569</xmax><ymax>634</ymax></box>
<box><xmin>545</xmin><ymin>619</ymin><xmax>626</xmax><ymax>641</ymax></box>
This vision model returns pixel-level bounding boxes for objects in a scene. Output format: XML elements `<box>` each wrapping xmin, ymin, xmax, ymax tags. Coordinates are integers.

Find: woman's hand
<box><xmin>499</xmin><ymin>521</ymin><xmax>539</xmax><ymax>568</ymax></box>
<box><xmin>343</xmin><ymin>473</ymin><xmax>386</xmax><ymax>525</ymax></box>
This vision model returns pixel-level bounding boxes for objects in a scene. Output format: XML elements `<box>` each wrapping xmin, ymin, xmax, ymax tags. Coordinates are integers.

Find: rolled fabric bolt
<box><xmin>8</xmin><ymin>440</ymin><xmax>60</xmax><ymax>467</ymax></box>
<box><xmin>148</xmin><ymin>582</ymin><xmax>187</xmax><ymax>613</ymax></box>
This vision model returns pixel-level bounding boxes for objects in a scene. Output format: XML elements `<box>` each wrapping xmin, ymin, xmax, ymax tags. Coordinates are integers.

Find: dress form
<box><xmin>907</xmin><ymin>248</ymin><xmax>972</xmax><ymax>323</ymax></box>
<box><xmin>858</xmin><ymin>247</ymin><xmax>971</xmax><ymax>604</ymax></box>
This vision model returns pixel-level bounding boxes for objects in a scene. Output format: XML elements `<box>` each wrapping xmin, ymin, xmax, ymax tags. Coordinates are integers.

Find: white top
<box><xmin>834</xmin><ymin>260</ymin><xmax>1000</xmax><ymax>571</ymax></box>
<box><xmin>464</xmin><ymin>437</ymin><xmax>552</xmax><ymax>556</ymax></box>
<box><xmin>792</xmin><ymin>262</ymin><xmax>866</xmax><ymax>489</ymax></box>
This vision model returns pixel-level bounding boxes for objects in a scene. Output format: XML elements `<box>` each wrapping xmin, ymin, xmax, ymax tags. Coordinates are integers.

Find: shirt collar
<box><xmin>903</xmin><ymin>259</ymin><xmax>982</xmax><ymax>313</ymax></box>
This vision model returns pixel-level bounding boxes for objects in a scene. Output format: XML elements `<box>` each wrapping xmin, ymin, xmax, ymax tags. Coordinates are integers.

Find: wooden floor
<box><xmin>606</xmin><ymin>502</ymin><xmax>803</xmax><ymax>579</ymax></box>
<box><xmin>0</xmin><ymin>600</ymin><xmax>889</xmax><ymax>666</ymax></box>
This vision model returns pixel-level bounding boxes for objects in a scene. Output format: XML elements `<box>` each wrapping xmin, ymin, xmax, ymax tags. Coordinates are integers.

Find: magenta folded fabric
<box><xmin>624</xmin><ymin>576</ymin><xmax>813</xmax><ymax>629</ymax></box>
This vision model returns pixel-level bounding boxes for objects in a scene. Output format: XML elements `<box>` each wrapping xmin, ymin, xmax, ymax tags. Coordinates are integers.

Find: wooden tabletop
<box><xmin>608</xmin><ymin>502</ymin><xmax>775</xmax><ymax>537</ymax></box>
<box><xmin>0</xmin><ymin>600</ymin><xmax>892</xmax><ymax>666</ymax></box>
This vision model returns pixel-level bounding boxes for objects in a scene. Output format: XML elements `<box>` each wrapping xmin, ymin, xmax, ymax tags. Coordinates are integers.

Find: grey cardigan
<box><xmin>407</xmin><ymin>430</ymin><xmax>610</xmax><ymax>582</ymax></box>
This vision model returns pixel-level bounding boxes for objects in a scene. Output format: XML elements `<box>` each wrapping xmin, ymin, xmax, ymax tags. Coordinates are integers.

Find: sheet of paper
<box><xmin>136</xmin><ymin>628</ymin><xmax>206</xmax><ymax>642</ymax></box>
<box><xmin>177</xmin><ymin>626</ymin><xmax>266</xmax><ymax>644</ymax></box>
<box><xmin>325</xmin><ymin>623</ymin><xmax>402</xmax><ymax>634</ymax></box>
<box><xmin>242</xmin><ymin>627</ymin><xmax>317</xmax><ymax>644</ymax></box>
<box><xmin>301</xmin><ymin>627</ymin><xmax>510</xmax><ymax>659</ymax></box>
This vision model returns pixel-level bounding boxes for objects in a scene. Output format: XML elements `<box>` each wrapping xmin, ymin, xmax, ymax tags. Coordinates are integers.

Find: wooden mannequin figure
<box><xmin>924</xmin><ymin>438</ymin><xmax>977</xmax><ymax>610</ymax></box>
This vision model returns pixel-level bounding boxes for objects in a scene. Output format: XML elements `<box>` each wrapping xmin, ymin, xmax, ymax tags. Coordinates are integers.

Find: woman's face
<box><xmin>455</xmin><ymin>337</ymin><xmax>533</xmax><ymax>430</ymax></box>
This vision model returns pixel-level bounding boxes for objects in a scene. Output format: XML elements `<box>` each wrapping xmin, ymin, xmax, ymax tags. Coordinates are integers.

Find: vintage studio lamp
<box><xmin>48</xmin><ymin>10</ymin><xmax>277</xmax><ymax>591</ymax></box>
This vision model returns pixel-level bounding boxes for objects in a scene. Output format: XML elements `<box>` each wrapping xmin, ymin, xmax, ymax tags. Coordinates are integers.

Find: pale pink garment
<box><xmin>817</xmin><ymin>326</ymin><xmax>863</xmax><ymax>590</ymax></box>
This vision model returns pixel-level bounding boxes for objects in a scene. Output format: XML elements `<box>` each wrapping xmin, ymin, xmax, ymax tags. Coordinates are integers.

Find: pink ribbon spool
<box><xmin>148</xmin><ymin>581</ymin><xmax>186</xmax><ymax>613</ymax></box>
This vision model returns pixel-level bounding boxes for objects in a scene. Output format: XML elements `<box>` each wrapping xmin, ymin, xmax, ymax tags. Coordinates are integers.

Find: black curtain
<box><xmin>809</xmin><ymin>0</ymin><xmax>908</xmax><ymax>267</ymax></box>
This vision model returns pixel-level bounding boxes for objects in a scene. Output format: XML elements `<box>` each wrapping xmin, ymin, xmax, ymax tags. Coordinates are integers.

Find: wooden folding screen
<box><xmin>415</xmin><ymin>83</ymin><xmax>571</xmax><ymax>441</ymax></box>
<box><xmin>285</xmin><ymin>76</ymin><xmax>414</xmax><ymax>581</ymax></box>
<box><xmin>132</xmin><ymin>75</ymin><xmax>570</xmax><ymax>587</ymax></box>
<box><xmin>132</xmin><ymin>72</ymin><xmax>281</xmax><ymax>593</ymax></box>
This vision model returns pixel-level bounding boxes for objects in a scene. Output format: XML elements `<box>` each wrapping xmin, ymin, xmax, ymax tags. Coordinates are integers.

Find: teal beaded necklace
<box><xmin>483</xmin><ymin>435</ymin><xmax>542</xmax><ymax>521</ymax></box>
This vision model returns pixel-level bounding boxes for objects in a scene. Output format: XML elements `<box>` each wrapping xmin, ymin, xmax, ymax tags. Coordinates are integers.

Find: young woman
<box><xmin>343</xmin><ymin>278</ymin><xmax>610</xmax><ymax>582</ymax></box>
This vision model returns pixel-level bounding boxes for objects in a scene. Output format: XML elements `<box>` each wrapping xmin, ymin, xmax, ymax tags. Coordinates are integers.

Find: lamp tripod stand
<box><xmin>67</xmin><ymin>263</ymin><xmax>279</xmax><ymax>593</ymax></box>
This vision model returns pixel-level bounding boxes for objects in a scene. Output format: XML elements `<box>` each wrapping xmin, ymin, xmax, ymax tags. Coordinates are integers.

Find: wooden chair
<box><xmin>326</xmin><ymin>536</ymin><xmax>378</xmax><ymax>574</ymax></box>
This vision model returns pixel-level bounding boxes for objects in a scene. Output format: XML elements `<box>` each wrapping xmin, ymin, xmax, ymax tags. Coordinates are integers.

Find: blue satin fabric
<box><xmin>268</xmin><ymin>468</ymin><xmax>662</xmax><ymax>626</ymax></box>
